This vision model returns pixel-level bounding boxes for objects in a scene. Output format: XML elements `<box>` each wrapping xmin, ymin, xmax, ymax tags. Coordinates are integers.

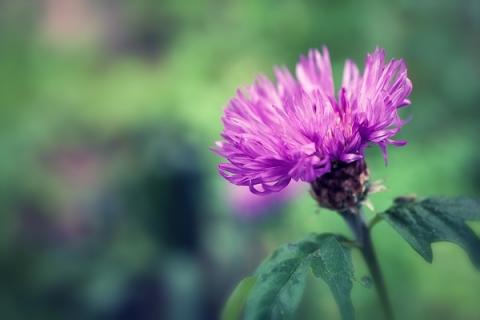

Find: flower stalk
<box><xmin>340</xmin><ymin>207</ymin><xmax>394</xmax><ymax>320</ymax></box>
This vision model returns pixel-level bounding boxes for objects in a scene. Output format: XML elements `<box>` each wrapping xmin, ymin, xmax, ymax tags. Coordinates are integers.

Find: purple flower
<box><xmin>214</xmin><ymin>47</ymin><xmax>412</xmax><ymax>194</ymax></box>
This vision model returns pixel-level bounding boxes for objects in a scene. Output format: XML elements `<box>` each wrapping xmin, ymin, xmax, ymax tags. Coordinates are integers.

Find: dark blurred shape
<box><xmin>116</xmin><ymin>127</ymin><xmax>202</xmax><ymax>251</ymax></box>
<box><xmin>0</xmin><ymin>125</ymin><xmax>212</xmax><ymax>320</ymax></box>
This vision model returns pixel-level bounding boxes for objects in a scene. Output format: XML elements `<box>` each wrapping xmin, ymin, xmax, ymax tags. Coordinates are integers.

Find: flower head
<box><xmin>214</xmin><ymin>47</ymin><xmax>412</xmax><ymax>194</ymax></box>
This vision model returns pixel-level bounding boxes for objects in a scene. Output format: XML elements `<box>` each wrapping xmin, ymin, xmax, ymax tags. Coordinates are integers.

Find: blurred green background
<box><xmin>1</xmin><ymin>0</ymin><xmax>479</xmax><ymax>319</ymax></box>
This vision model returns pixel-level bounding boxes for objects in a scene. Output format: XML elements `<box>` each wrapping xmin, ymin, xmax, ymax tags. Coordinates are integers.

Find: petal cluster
<box><xmin>214</xmin><ymin>47</ymin><xmax>412</xmax><ymax>194</ymax></box>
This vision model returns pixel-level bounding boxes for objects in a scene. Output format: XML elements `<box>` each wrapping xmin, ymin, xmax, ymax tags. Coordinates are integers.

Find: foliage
<box><xmin>226</xmin><ymin>234</ymin><xmax>354</xmax><ymax>320</ymax></box>
<box><xmin>382</xmin><ymin>197</ymin><xmax>480</xmax><ymax>268</ymax></box>
<box><xmin>226</xmin><ymin>197</ymin><xmax>480</xmax><ymax>319</ymax></box>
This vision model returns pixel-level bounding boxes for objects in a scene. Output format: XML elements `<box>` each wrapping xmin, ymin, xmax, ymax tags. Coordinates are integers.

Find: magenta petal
<box><xmin>214</xmin><ymin>46</ymin><xmax>412</xmax><ymax>194</ymax></box>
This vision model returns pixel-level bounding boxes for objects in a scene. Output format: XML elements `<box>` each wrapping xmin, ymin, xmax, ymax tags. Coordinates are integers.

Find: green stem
<box><xmin>340</xmin><ymin>207</ymin><xmax>394</xmax><ymax>320</ymax></box>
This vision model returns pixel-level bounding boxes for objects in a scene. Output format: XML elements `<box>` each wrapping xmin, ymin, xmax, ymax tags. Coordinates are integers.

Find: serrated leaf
<box><xmin>222</xmin><ymin>276</ymin><xmax>256</xmax><ymax>320</ymax></box>
<box><xmin>382</xmin><ymin>197</ymin><xmax>480</xmax><ymax>268</ymax></box>
<box><xmin>244</xmin><ymin>234</ymin><xmax>355</xmax><ymax>320</ymax></box>
<box><xmin>310</xmin><ymin>236</ymin><xmax>354</xmax><ymax>320</ymax></box>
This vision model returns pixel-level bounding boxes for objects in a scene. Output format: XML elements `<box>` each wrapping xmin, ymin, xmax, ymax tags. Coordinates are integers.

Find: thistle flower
<box><xmin>214</xmin><ymin>47</ymin><xmax>412</xmax><ymax>195</ymax></box>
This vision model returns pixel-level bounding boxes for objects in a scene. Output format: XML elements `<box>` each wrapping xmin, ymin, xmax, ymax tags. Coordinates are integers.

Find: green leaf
<box><xmin>382</xmin><ymin>197</ymin><xmax>480</xmax><ymax>268</ymax></box>
<box><xmin>310</xmin><ymin>236</ymin><xmax>355</xmax><ymax>320</ymax></box>
<box><xmin>222</xmin><ymin>276</ymin><xmax>256</xmax><ymax>320</ymax></box>
<box><xmin>244</xmin><ymin>234</ymin><xmax>355</xmax><ymax>320</ymax></box>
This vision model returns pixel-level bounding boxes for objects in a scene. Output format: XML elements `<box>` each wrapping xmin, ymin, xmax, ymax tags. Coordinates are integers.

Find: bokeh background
<box><xmin>1</xmin><ymin>0</ymin><xmax>480</xmax><ymax>319</ymax></box>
